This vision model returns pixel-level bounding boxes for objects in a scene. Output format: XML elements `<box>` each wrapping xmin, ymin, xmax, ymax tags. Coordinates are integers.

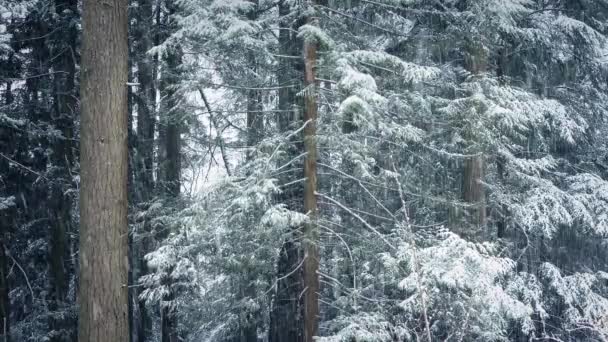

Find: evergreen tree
<box><xmin>78</xmin><ymin>0</ymin><xmax>129</xmax><ymax>340</ymax></box>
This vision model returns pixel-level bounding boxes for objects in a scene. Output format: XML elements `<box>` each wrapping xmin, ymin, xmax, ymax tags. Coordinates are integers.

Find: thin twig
<box><xmin>197</xmin><ymin>87</ymin><xmax>232</xmax><ymax>177</ymax></box>
<box><xmin>7</xmin><ymin>251</ymin><xmax>34</xmax><ymax>301</ymax></box>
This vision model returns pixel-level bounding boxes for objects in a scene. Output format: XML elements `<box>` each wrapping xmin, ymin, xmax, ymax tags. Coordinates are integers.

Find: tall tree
<box><xmin>131</xmin><ymin>0</ymin><xmax>157</xmax><ymax>339</ymax></box>
<box><xmin>78</xmin><ymin>0</ymin><xmax>129</xmax><ymax>340</ymax></box>
<box><xmin>461</xmin><ymin>41</ymin><xmax>487</xmax><ymax>236</ymax></box>
<box><xmin>134</xmin><ymin>0</ymin><xmax>156</xmax><ymax>199</ymax></box>
<box><xmin>158</xmin><ymin>2</ymin><xmax>182</xmax><ymax>341</ymax></box>
<box><xmin>301</xmin><ymin>2</ymin><xmax>320</xmax><ymax>340</ymax></box>
<box><xmin>269</xmin><ymin>1</ymin><xmax>305</xmax><ymax>341</ymax></box>
<box><xmin>48</xmin><ymin>0</ymin><xmax>78</xmax><ymax>339</ymax></box>
<box><xmin>0</xmin><ymin>238</ymin><xmax>7</xmax><ymax>342</ymax></box>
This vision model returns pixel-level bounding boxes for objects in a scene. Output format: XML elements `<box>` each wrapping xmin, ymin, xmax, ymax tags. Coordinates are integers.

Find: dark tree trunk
<box><xmin>49</xmin><ymin>0</ymin><xmax>78</xmax><ymax>340</ymax></box>
<box><xmin>0</xmin><ymin>240</ymin><xmax>8</xmax><ymax>342</ymax></box>
<box><xmin>132</xmin><ymin>0</ymin><xmax>157</xmax><ymax>339</ymax></box>
<box><xmin>78</xmin><ymin>0</ymin><xmax>130</xmax><ymax>340</ymax></box>
<box><xmin>159</xmin><ymin>42</ymin><xmax>181</xmax><ymax>197</ymax></box>
<box><xmin>269</xmin><ymin>2</ymin><xmax>304</xmax><ymax>341</ymax></box>
<box><xmin>135</xmin><ymin>0</ymin><xmax>156</xmax><ymax>199</ymax></box>
<box><xmin>246</xmin><ymin>0</ymin><xmax>263</xmax><ymax>163</ymax></box>
<box><xmin>159</xmin><ymin>2</ymin><xmax>182</xmax><ymax>341</ymax></box>
<box><xmin>160</xmin><ymin>291</ymin><xmax>178</xmax><ymax>342</ymax></box>
<box><xmin>0</xmin><ymin>82</ymin><xmax>11</xmax><ymax>342</ymax></box>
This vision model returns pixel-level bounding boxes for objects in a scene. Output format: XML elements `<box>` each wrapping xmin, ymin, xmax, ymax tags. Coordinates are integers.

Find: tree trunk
<box><xmin>160</xmin><ymin>290</ymin><xmax>178</xmax><ymax>342</ymax></box>
<box><xmin>302</xmin><ymin>2</ymin><xmax>320</xmax><ymax>341</ymax></box>
<box><xmin>49</xmin><ymin>1</ymin><xmax>78</xmax><ymax>340</ymax></box>
<box><xmin>246</xmin><ymin>0</ymin><xmax>263</xmax><ymax>162</ymax></box>
<box><xmin>0</xmin><ymin>83</ymin><xmax>12</xmax><ymax>342</ymax></box>
<box><xmin>0</xmin><ymin>240</ymin><xmax>8</xmax><ymax>342</ymax></box>
<box><xmin>135</xmin><ymin>0</ymin><xmax>156</xmax><ymax>199</ymax></box>
<box><xmin>159</xmin><ymin>41</ymin><xmax>181</xmax><ymax>197</ymax></box>
<box><xmin>78</xmin><ymin>0</ymin><xmax>130</xmax><ymax>340</ymax></box>
<box><xmin>269</xmin><ymin>2</ymin><xmax>305</xmax><ymax>341</ymax></box>
<box><xmin>132</xmin><ymin>0</ymin><xmax>157</xmax><ymax>339</ymax></box>
<box><xmin>462</xmin><ymin>41</ymin><xmax>487</xmax><ymax>235</ymax></box>
<box><xmin>159</xmin><ymin>2</ymin><xmax>182</xmax><ymax>340</ymax></box>
<box><xmin>463</xmin><ymin>154</ymin><xmax>486</xmax><ymax>227</ymax></box>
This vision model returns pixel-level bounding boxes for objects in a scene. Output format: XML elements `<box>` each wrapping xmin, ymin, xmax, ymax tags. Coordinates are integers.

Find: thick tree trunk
<box><xmin>302</xmin><ymin>3</ymin><xmax>320</xmax><ymax>341</ymax></box>
<box><xmin>269</xmin><ymin>2</ymin><xmax>304</xmax><ymax>341</ymax></box>
<box><xmin>78</xmin><ymin>0</ymin><xmax>130</xmax><ymax>340</ymax></box>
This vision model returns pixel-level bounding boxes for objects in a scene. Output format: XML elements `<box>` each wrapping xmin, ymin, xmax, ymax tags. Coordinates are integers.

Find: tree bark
<box><xmin>78</xmin><ymin>0</ymin><xmax>130</xmax><ymax>340</ymax></box>
<box><xmin>302</xmin><ymin>2</ymin><xmax>320</xmax><ymax>341</ymax></box>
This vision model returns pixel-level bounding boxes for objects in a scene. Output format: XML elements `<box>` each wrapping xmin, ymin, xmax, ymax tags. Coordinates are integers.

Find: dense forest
<box><xmin>1</xmin><ymin>0</ymin><xmax>608</xmax><ymax>341</ymax></box>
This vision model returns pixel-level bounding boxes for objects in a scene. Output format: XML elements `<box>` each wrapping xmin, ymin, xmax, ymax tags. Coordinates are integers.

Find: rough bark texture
<box><xmin>302</xmin><ymin>3</ymin><xmax>320</xmax><ymax>341</ymax></box>
<box><xmin>268</xmin><ymin>2</ymin><xmax>304</xmax><ymax>341</ymax></box>
<box><xmin>78</xmin><ymin>0</ymin><xmax>130</xmax><ymax>340</ymax></box>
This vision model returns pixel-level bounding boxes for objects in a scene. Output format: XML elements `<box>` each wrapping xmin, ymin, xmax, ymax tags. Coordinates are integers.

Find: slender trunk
<box><xmin>79</xmin><ymin>0</ymin><xmax>130</xmax><ymax>340</ymax></box>
<box><xmin>132</xmin><ymin>0</ymin><xmax>156</xmax><ymax>339</ymax></box>
<box><xmin>246</xmin><ymin>88</ymin><xmax>263</xmax><ymax>159</ymax></box>
<box><xmin>160</xmin><ymin>290</ymin><xmax>178</xmax><ymax>342</ymax></box>
<box><xmin>0</xmin><ymin>240</ymin><xmax>8</xmax><ymax>342</ymax></box>
<box><xmin>246</xmin><ymin>0</ymin><xmax>263</xmax><ymax>161</ymax></box>
<box><xmin>302</xmin><ymin>3</ymin><xmax>320</xmax><ymax>341</ymax></box>
<box><xmin>0</xmin><ymin>86</ymin><xmax>10</xmax><ymax>342</ymax></box>
<box><xmin>269</xmin><ymin>2</ymin><xmax>304</xmax><ymax>341</ymax></box>
<box><xmin>462</xmin><ymin>42</ymin><xmax>487</xmax><ymax>235</ymax></box>
<box><xmin>136</xmin><ymin>0</ymin><xmax>156</xmax><ymax>198</ymax></box>
<box><xmin>233</xmin><ymin>3</ymin><xmax>263</xmax><ymax>340</ymax></box>
<box><xmin>160</xmin><ymin>2</ymin><xmax>182</xmax><ymax>340</ymax></box>
<box><xmin>463</xmin><ymin>154</ymin><xmax>486</xmax><ymax>227</ymax></box>
<box><xmin>49</xmin><ymin>2</ymin><xmax>78</xmax><ymax>340</ymax></box>
<box><xmin>159</xmin><ymin>47</ymin><xmax>181</xmax><ymax>196</ymax></box>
